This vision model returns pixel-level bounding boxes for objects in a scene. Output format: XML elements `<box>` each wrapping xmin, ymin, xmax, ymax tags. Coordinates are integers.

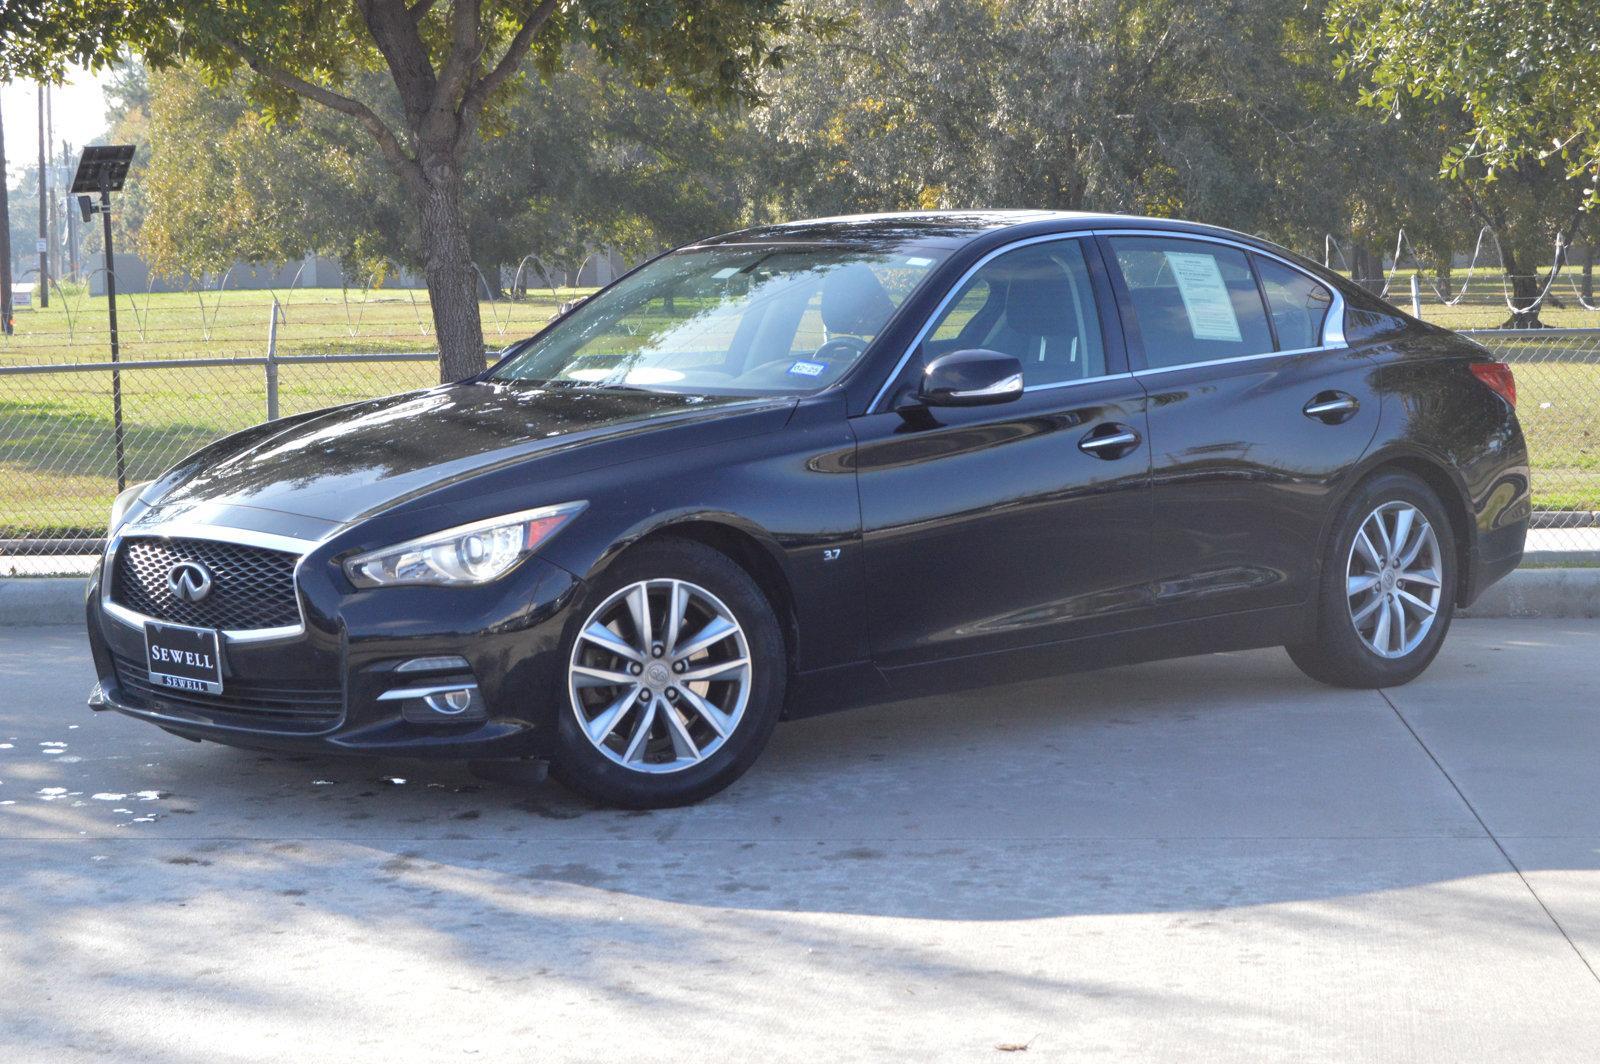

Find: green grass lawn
<box><xmin>1</xmin><ymin>282</ymin><xmax>580</xmax><ymax>366</ymax></box>
<box><xmin>1</xmin><ymin>282</ymin><xmax>1596</xmax><ymax>540</ymax></box>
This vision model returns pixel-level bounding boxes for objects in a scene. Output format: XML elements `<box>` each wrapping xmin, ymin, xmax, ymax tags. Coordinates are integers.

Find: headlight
<box><xmin>343</xmin><ymin>502</ymin><xmax>586</xmax><ymax>588</ymax></box>
<box><xmin>108</xmin><ymin>481</ymin><xmax>152</xmax><ymax>535</ymax></box>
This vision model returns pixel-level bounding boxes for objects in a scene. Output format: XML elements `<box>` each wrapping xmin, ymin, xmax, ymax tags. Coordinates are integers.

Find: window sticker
<box><xmin>904</xmin><ymin>256</ymin><xmax>934</xmax><ymax>267</ymax></box>
<box><xmin>712</xmin><ymin>267</ymin><xmax>740</xmax><ymax>279</ymax></box>
<box><xmin>1164</xmin><ymin>251</ymin><xmax>1243</xmax><ymax>342</ymax></box>
<box><xmin>788</xmin><ymin>360</ymin><xmax>827</xmax><ymax>377</ymax></box>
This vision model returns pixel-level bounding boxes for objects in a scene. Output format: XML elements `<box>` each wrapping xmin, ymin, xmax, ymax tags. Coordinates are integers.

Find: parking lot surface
<box><xmin>2</xmin><ymin>619</ymin><xmax>1597</xmax><ymax>1062</ymax></box>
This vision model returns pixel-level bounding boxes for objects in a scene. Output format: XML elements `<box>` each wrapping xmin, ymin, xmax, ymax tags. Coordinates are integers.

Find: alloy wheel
<box><xmin>1345</xmin><ymin>501</ymin><xmax>1443</xmax><ymax>659</ymax></box>
<box><xmin>567</xmin><ymin>578</ymin><xmax>752</xmax><ymax>774</ymax></box>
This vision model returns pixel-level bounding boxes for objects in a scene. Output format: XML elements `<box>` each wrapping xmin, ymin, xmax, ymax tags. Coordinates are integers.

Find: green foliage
<box><xmin>134</xmin><ymin>52</ymin><xmax>759</xmax><ymax>279</ymax></box>
<box><xmin>756</xmin><ymin>0</ymin><xmax>1446</xmax><ymax>247</ymax></box>
<box><xmin>1330</xmin><ymin>0</ymin><xmax>1600</xmax><ymax>207</ymax></box>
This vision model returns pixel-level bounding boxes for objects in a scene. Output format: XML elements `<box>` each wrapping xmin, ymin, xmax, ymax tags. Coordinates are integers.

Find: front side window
<box><xmin>1255</xmin><ymin>256</ymin><xmax>1333</xmax><ymax>350</ymax></box>
<box><xmin>491</xmin><ymin>244</ymin><xmax>947</xmax><ymax>395</ymax></box>
<box><xmin>1110</xmin><ymin>237</ymin><xmax>1274</xmax><ymax>369</ymax></box>
<box><xmin>921</xmin><ymin>240</ymin><xmax>1108</xmax><ymax>387</ymax></box>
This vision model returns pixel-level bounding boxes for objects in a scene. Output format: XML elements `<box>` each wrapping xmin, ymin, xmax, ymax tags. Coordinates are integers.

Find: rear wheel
<box><xmin>1287</xmin><ymin>471</ymin><xmax>1457</xmax><ymax>688</ymax></box>
<box><xmin>550</xmin><ymin>538</ymin><xmax>786</xmax><ymax>808</ymax></box>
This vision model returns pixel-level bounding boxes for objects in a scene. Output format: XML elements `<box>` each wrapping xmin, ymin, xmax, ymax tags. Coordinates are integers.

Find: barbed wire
<box><xmin>1323</xmin><ymin>226</ymin><xmax>1598</xmax><ymax>315</ymax></box>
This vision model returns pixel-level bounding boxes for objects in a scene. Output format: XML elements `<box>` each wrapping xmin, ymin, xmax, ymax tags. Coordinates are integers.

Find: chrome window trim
<box><xmin>101</xmin><ymin>522</ymin><xmax>318</xmax><ymax>644</ymax></box>
<box><xmin>868</xmin><ymin>227</ymin><xmax>1349</xmax><ymax>413</ymax></box>
<box><xmin>868</xmin><ymin>233</ymin><xmax>1112</xmax><ymax>413</ymax></box>
<box><xmin>1090</xmin><ymin>228</ymin><xmax>1347</xmax><ymax>356</ymax></box>
<box><xmin>1131</xmin><ymin>345</ymin><xmax>1331</xmax><ymax>379</ymax></box>
<box><xmin>1025</xmin><ymin>371</ymin><xmax>1137</xmax><ymax>393</ymax></box>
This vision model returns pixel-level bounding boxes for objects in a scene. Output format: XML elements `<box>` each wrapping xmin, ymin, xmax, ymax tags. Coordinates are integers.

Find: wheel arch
<box><xmin>1324</xmin><ymin>446</ymin><xmax>1477</xmax><ymax>607</ymax></box>
<box><xmin>596</xmin><ymin>514</ymin><xmax>801</xmax><ymax>678</ymax></box>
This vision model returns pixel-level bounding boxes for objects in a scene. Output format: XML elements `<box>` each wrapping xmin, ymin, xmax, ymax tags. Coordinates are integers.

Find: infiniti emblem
<box><xmin>167</xmin><ymin>561</ymin><xmax>214</xmax><ymax>603</ymax></box>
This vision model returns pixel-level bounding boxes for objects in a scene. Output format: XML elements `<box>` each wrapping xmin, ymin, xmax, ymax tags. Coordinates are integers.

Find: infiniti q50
<box><xmin>85</xmin><ymin>211</ymin><xmax>1528</xmax><ymax>807</ymax></box>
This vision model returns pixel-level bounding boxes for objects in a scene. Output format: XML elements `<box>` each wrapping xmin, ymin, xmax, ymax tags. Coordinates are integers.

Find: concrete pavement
<box><xmin>1</xmin><ymin>620</ymin><xmax>1597</xmax><ymax>1061</ymax></box>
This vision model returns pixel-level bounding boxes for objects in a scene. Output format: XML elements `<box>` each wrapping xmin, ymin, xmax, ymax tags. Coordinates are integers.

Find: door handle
<box><xmin>1303</xmin><ymin>391</ymin><xmax>1359</xmax><ymax>423</ymax></box>
<box><xmin>1079</xmin><ymin>423</ymin><xmax>1141</xmax><ymax>459</ymax></box>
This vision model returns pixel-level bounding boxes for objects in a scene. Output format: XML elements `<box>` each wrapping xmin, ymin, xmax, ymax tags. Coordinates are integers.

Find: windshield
<box><xmin>489</xmin><ymin>243</ymin><xmax>949</xmax><ymax>395</ymax></box>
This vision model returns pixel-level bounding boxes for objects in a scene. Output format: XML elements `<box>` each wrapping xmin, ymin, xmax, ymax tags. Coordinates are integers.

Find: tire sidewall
<box><xmin>550</xmin><ymin>538</ymin><xmax>786</xmax><ymax>807</ymax></box>
<box><xmin>1317</xmin><ymin>472</ymin><xmax>1457</xmax><ymax>684</ymax></box>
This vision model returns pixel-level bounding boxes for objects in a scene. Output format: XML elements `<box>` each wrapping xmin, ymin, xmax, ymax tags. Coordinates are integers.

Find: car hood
<box><xmin>142</xmin><ymin>382</ymin><xmax>788</xmax><ymax>526</ymax></box>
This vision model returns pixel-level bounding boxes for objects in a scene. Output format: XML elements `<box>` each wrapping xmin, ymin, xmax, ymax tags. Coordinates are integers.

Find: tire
<box><xmin>549</xmin><ymin>537</ymin><xmax>786</xmax><ymax>808</ymax></box>
<box><xmin>1286</xmin><ymin>470</ymin><xmax>1457</xmax><ymax>689</ymax></box>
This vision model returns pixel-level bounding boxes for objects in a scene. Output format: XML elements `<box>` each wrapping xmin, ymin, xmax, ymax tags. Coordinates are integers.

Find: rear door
<box><xmin>1100</xmin><ymin>232</ymin><xmax>1380</xmax><ymax>619</ymax></box>
<box><xmin>851</xmin><ymin>235</ymin><xmax>1156</xmax><ymax>670</ymax></box>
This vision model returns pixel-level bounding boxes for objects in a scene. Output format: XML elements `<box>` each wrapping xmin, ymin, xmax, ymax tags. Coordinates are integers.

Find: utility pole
<box><xmin>62</xmin><ymin>141</ymin><xmax>79</xmax><ymax>282</ymax></box>
<box><xmin>36</xmin><ymin>82</ymin><xmax>48</xmax><ymax>307</ymax></box>
<box><xmin>0</xmin><ymin>105</ymin><xmax>12</xmax><ymax>334</ymax></box>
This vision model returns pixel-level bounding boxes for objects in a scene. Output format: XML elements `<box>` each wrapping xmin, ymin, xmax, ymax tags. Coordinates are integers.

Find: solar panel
<box><xmin>69</xmin><ymin>144</ymin><xmax>136</xmax><ymax>194</ymax></box>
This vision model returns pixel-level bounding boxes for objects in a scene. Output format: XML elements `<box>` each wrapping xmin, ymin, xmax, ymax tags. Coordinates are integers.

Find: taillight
<box><xmin>1469</xmin><ymin>361</ymin><xmax>1516</xmax><ymax>408</ymax></box>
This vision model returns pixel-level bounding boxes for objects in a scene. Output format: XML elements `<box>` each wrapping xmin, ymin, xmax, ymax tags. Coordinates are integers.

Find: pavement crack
<box><xmin>1379</xmin><ymin>686</ymin><xmax>1600</xmax><ymax>992</ymax></box>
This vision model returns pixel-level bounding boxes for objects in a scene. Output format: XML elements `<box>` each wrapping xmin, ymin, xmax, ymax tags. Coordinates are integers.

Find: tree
<box><xmin>1329</xmin><ymin>0</ymin><xmax>1600</xmax><ymax>209</ymax></box>
<box><xmin>1</xmin><ymin>0</ymin><xmax>812</xmax><ymax>380</ymax></box>
<box><xmin>756</xmin><ymin>0</ymin><xmax>1448</xmax><ymax>252</ymax></box>
<box><xmin>135</xmin><ymin>51</ymin><xmax>757</xmax><ymax>290</ymax></box>
<box><xmin>1329</xmin><ymin>0</ymin><xmax>1595</xmax><ymax>323</ymax></box>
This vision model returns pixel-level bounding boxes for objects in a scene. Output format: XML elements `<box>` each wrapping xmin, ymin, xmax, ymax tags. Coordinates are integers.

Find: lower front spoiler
<box><xmin>88</xmin><ymin>678</ymin><xmax>551</xmax><ymax>767</ymax></box>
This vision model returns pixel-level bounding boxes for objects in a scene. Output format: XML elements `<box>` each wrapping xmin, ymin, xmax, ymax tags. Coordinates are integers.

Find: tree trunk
<box><xmin>1499</xmin><ymin>245</ymin><xmax>1544</xmax><ymax>328</ymax></box>
<box><xmin>476</xmin><ymin>260</ymin><xmax>504</xmax><ymax>299</ymax></box>
<box><xmin>416</xmin><ymin>161</ymin><xmax>486</xmax><ymax>382</ymax></box>
<box><xmin>1584</xmin><ymin>244</ymin><xmax>1594</xmax><ymax>303</ymax></box>
<box><xmin>1433</xmin><ymin>258</ymin><xmax>1453</xmax><ymax>301</ymax></box>
<box><xmin>1350</xmin><ymin>245</ymin><xmax>1384</xmax><ymax>294</ymax></box>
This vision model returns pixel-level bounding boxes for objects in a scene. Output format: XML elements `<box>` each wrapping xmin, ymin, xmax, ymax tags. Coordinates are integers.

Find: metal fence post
<box><xmin>1410</xmin><ymin>272</ymin><xmax>1421</xmax><ymax>319</ymax></box>
<box><xmin>265</xmin><ymin>298</ymin><xmax>280</xmax><ymax>421</ymax></box>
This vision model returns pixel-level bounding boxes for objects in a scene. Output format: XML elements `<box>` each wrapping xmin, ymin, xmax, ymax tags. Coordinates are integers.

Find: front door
<box><xmin>852</xmin><ymin>236</ymin><xmax>1155</xmax><ymax>669</ymax></box>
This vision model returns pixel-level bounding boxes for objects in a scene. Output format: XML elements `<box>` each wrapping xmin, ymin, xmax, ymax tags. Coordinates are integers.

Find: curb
<box><xmin>0</xmin><ymin>577</ymin><xmax>87</xmax><ymax>626</ymax></box>
<box><xmin>1460</xmin><ymin>567</ymin><xmax>1600</xmax><ymax>620</ymax></box>
<box><xmin>2</xmin><ymin>568</ymin><xmax>1596</xmax><ymax>627</ymax></box>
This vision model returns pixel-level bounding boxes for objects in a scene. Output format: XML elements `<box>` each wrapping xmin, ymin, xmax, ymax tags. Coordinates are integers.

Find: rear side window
<box><xmin>1255</xmin><ymin>256</ymin><xmax>1333</xmax><ymax>350</ymax></box>
<box><xmin>1110</xmin><ymin>237</ymin><xmax>1274</xmax><ymax>369</ymax></box>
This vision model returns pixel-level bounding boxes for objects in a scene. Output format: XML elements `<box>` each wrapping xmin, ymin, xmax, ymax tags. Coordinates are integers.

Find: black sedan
<box><xmin>85</xmin><ymin>211</ymin><xmax>1528</xmax><ymax>807</ymax></box>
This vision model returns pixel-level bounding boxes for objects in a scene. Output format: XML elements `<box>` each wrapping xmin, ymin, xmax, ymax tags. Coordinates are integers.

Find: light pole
<box><xmin>71</xmin><ymin>145</ymin><xmax>137</xmax><ymax>491</ymax></box>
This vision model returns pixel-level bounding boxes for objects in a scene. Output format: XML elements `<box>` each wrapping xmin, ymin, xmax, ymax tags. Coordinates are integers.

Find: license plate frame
<box><xmin>145</xmin><ymin>620</ymin><xmax>224</xmax><ymax>695</ymax></box>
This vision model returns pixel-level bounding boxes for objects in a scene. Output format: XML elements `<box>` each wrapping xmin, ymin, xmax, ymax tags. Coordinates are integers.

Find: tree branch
<box><xmin>407</xmin><ymin>0</ymin><xmax>438</xmax><ymax>20</ymax></box>
<box><xmin>224</xmin><ymin>35</ymin><xmax>421</xmax><ymax>189</ymax></box>
<box><xmin>358</xmin><ymin>0</ymin><xmax>441</xmax><ymax>135</ymax></box>
<box><xmin>458</xmin><ymin>0</ymin><xmax>559</xmax><ymax>126</ymax></box>
<box><xmin>435</xmin><ymin>0</ymin><xmax>486</xmax><ymax>111</ymax></box>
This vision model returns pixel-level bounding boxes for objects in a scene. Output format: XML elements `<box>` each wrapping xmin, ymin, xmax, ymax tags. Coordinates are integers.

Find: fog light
<box><xmin>377</xmin><ymin>681</ymin><xmax>487</xmax><ymax>723</ymax></box>
<box><xmin>426</xmin><ymin>688</ymin><xmax>475</xmax><ymax>715</ymax></box>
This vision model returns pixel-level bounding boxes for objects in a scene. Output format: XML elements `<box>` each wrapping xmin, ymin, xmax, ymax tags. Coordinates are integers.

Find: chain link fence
<box><xmin>1</xmin><ymin>309</ymin><xmax>1596</xmax><ymax>575</ymax></box>
<box><xmin>1465</xmin><ymin>329</ymin><xmax>1600</xmax><ymax>551</ymax></box>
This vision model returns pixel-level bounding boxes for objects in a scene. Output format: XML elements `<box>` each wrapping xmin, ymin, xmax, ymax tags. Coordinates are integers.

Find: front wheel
<box><xmin>550</xmin><ymin>538</ymin><xmax>786</xmax><ymax>808</ymax></box>
<box><xmin>1287</xmin><ymin>471</ymin><xmax>1457</xmax><ymax>688</ymax></box>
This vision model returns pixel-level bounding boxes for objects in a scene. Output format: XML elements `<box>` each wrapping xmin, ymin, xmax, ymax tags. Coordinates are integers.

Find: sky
<box><xmin>2</xmin><ymin>67</ymin><xmax>114</xmax><ymax>183</ymax></box>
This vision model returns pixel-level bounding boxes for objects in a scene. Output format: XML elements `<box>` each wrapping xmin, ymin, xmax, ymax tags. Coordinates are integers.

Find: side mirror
<box><xmin>917</xmin><ymin>349</ymin><xmax>1024</xmax><ymax>407</ymax></box>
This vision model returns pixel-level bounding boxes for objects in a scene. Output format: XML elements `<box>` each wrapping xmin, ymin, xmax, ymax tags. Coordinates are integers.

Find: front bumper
<box><xmin>85</xmin><ymin>551</ymin><xmax>582</xmax><ymax>761</ymax></box>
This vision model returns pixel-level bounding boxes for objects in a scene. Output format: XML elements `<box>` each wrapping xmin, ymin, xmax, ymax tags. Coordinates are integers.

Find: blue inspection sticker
<box><xmin>788</xmin><ymin>360</ymin><xmax>827</xmax><ymax>377</ymax></box>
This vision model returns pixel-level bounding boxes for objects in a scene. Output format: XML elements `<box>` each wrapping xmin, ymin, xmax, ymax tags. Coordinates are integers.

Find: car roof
<box><xmin>690</xmin><ymin>210</ymin><xmax>1311</xmax><ymax>266</ymax></box>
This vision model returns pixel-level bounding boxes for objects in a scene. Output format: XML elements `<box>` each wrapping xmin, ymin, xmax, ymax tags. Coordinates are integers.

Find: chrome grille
<box><xmin>112</xmin><ymin>536</ymin><xmax>301</xmax><ymax>631</ymax></box>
